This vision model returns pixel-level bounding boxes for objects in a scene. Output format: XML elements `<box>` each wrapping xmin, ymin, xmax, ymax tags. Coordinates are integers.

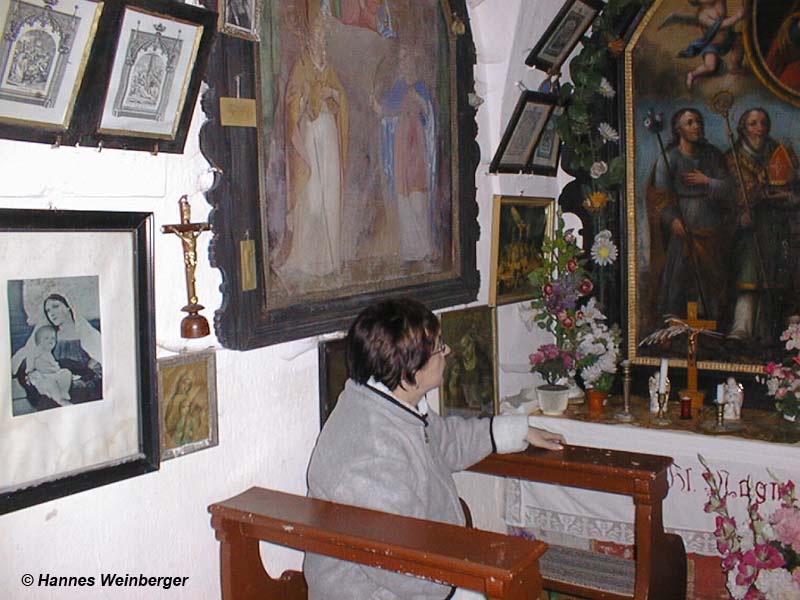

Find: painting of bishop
<box><xmin>627</xmin><ymin>0</ymin><xmax>800</xmax><ymax>369</ymax></box>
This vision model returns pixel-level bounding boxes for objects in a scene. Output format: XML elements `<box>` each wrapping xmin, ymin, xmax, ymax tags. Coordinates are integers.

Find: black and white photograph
<box><xmin>0</xmin><ymin>0</ymin><xmax>103</xmax><ymax>129</ymax></box>
<box><xmin>220</xmin><ymin>0</ymin><xmax>259</xmax><ymax>41</ymax></box>
<box><xmin>490</xmin><ymin>90</ymin><xmax>557</xmax><ymax>173</ymax></box>
<box><xmin>98</xmin><ymin>5</ymin><xmax>204</xmax><ymax>139</ymax></box>
<box><xmin>0</xmin><ymin>209</ymin><xmax>157</xmax><ymax>515</ymax></box>
<box><xmin>525</xmin><ymin>0</ymin><xmax>603</xmax><ymax>73</ymax></box>
<box><xmin>9</xmin><ymin>276</ymin><xmax>102</xmax><ymax>416</ymax></box>
<box><xmin>529</xmin><ymin>106</ymin><xmax>563</xmax><ymax>176</ymax></box>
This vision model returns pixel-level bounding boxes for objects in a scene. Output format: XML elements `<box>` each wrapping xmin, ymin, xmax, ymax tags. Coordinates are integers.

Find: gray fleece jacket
<box><xmin>304</xmin><ymin>379</ymin><xmax>529</xmax><ymax>600</ymax></box>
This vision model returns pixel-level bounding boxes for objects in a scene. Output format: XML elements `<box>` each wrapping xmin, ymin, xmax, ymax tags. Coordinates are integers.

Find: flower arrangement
<box><xmin>700</xmin><ymin>455</ymin><xmax>800</xmax><ymax>598</ymax></box>
<box><xmin>764</xmin><ymin>320</ymin><xmax>800</xmax><ymax>420</ymax></box>
<box><xmin>575</xmin><ymin>298</ymin><xmax>621</xmax><ymax>392</ymax></box>
<box><xmin>527</xmin><ymin>214</ymin><xmax>594</xmax><ymax>355</ymax></box>
<box><xmin>529</xmin><ymin>343</ymin><xmax>576</xmax><ymax>386</ymax></box>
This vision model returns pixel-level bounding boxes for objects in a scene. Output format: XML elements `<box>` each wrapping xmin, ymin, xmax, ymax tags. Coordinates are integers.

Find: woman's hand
<box><xmin>526</xmin><ymin>427</ymin><xmax>565</xmax><ymax>450</ymax></box>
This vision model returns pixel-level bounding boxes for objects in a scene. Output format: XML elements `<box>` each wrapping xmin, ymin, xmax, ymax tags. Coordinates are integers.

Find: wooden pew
<box><xmin>208</xmin><ymin>486</ymin><xmax>547</xmax><ymax>600</ymax></box>
<box><xmin>469</xmin><ymin>444</ymin><xmax>687</xmax><ymax>600</ymax></box>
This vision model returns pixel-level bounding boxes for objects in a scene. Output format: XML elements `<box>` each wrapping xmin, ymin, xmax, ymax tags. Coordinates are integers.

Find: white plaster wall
<box><xmin>0</xmin><ymin>1</ymin><xmax>564</xmax><ymax>597</ymax></box>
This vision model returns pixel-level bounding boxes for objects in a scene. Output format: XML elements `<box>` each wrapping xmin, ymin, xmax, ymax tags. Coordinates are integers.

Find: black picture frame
<box><xmin>489</xmin><ymin>91</ymin><xmax>557</xmax><ymax>174</ymax></box>
<box><xmin>201</xmin><ymin>0</ymin><xmax>481</xmax><ymax>350</ymax></box>
<box><xmin>525</xmin><ymin>0</ymin><xmax>604</xmax><ymax>73</ymax></box>
<box><xmin>219</xmin><ymin>0</ymin><xmax>260</xmax><ymax>42</ymax></box>
<box><xmin>0</xmin><ymin>0</ymin><xmax>216</xmax><ymax>153</ymax></box>
<box><xmin>0</xmin><ymin>209</ymin><xmax>157</xmax><ymax>515</ymax></box>
<box><xmin>318</xmin><ymin>337</ymin><xmax>349</xmax><ymax>429</ymax></box>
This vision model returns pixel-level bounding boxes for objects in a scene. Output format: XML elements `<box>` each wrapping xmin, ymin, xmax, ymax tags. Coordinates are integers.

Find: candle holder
<box><xmin>702</xmin><ymin>398</ymin><xmax>743</xmax><ymax>433</ymax></box>
<box><xmin>161</xmin><ymin>195</ymin><xmax>212</xmax><ymax>338</ymax></box>
<box><xmin>615</xmin><ymin>360</ymin><xmax>634</xmax><ymax>422</ymax></box>
<box><xmin>651</xmin><ymin>391</ymin><xmax>671</xmax><ymax>426</ymax></box>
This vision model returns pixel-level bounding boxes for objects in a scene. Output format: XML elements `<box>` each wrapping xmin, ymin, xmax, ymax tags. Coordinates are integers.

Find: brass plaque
<box><xmin>220</xmin><ymin>98</ymin><xmax>257</xmax><ymax>128</ymax></box>
<box><xmin>240</xmin><ymin>239</ymin><xmax>256</xmax><ymax>291</ymax></box>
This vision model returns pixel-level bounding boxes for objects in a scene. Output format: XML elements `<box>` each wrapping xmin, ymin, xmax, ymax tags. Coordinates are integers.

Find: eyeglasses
<box><xmin>431</xmin><ymin>339</ymin><xmax>448</xmax><ymax>355</ymax></box>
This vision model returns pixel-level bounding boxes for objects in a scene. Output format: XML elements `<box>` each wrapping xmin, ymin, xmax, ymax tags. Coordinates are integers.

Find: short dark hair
<box><xmin>737</xmin><ymin>107</ymin><xmax>771</xmax><ymax>139</ymax></box>
<box><xmin>346</xmin><ymin>298</ymin><xmax>440</xmax><ymax>391</ymax></box>
<box><xmin>668</xmin><ymin>107</ymin><xmax>704</xmax><ymax>148</ymax></box>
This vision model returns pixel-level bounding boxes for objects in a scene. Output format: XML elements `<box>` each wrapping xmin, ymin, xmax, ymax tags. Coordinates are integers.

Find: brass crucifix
<box><xmin>676</xmin><ymin>301</ymin><xmax>717</xmax><ymax>412</ymax></box>
<box><xmin>161</xmin><ymin>195</ymin><xmax>212</xmax><ymax>338</ymax></box>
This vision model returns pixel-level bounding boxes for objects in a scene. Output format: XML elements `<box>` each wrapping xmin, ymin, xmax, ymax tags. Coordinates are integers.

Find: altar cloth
<box><xmin>509</xmin><ymin>414</ymin><xmax>800</xmax><ymax>556</ymax></box>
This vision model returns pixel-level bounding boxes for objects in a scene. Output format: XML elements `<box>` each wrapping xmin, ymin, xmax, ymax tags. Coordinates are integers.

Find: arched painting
<box><xmin>625</xmin><ymin>0</ymin><xmax>800</xmax><ymax>373</ymax></box>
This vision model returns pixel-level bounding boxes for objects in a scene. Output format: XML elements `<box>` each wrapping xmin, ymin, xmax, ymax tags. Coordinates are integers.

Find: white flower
<box><xmin>755</xmin><ymin>568</ymin><xmax>800</xmax><ymax>600</ymax></box>
<box><xmin>726</xmin><ymin>570</ymin><xmax>749</xmax><ymax>600</ymax></box>
<box><xmin>591</xmin><ymin>232</ymin><xmax>618</xmax><ymax>266</ymax></box>
<box><xmin>590</xmin><ymin>161</ymin><xmax>608</xmax><ymax>179</ymax></box>
<box><xmin>598</xmin><ymin>77</ymin><xmax>616</xmax><ymax>99</ymax></box>
<box><xmin>598</xmin><ymin>122</ymin><xmax>620</xmax><ymax>143</ymax></box>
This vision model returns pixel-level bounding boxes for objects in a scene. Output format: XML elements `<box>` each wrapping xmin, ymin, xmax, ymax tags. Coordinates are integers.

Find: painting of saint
<box><xmin>261</xmin><ymin>0</ymin><xmax>452</xmax><ymax>305</ymax></box>
<box><xmin>626</xmin><ymin>0</ymin><xmax>800</xmax><ymax>370</ymax></box>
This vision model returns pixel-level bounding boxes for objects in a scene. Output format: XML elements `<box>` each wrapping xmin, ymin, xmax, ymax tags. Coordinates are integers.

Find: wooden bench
<box><xmin>208</xmin><ymin>486</ymin><xmax>547</xmax><ymax>599</ymax></box>
<box><xmin>469</xmin><ymin>444</ymin><xmax>687</xmax><ymax>600</ymax></box>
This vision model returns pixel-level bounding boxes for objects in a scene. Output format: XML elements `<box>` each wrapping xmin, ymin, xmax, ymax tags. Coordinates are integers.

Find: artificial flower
<box><xmin>591</xmin><ymin>230</ymin><xmax>619</xmax><ymax>266</ymax></box>
<box><xmin>764</xmin><ymin>319</ymin><xmax>800</xmax><ymax>418</ymax></box>
<box><xmin>598</xmin><ymin>122</ymin><xmax>620</xmax><ymax>143</ymax></box>
<box><xmin>590</xmin><ymin>160</ymin><xmax>608</xmax><ymax>179</ymax></box>
<box><xmin>598</xmin><ymin>77</ymin><xmax>616</xmax><ymax>99</ymax></box>
<box><xmin>607</xmin><ymin>36</ymin><xmax>624</xmax><ymax>56</ymax></box>
<box><xmin>583</xmin><ymin>190</ymin><xmax>610</xmax><ymax>212</ymax></box>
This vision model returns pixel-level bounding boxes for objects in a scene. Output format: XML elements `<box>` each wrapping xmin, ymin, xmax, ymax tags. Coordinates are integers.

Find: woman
<box><xmin>304</xmin><ymin>298</ymin><xmax>565</xmax><ymax>599</ymax></box>
<box><xmin>12</xmin><ymin>293</ymin><xmax>103</xmax><ymax>409</ymax></box>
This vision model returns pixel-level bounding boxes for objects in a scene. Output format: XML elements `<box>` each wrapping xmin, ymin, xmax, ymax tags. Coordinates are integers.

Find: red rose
<box><xmin>543</xmin><ymin>283</ymin><xmax>554</xmax><ymax>296</ymax></box>
<box><xmin>580</xmin><ymin>278</ymin><xmax>594</xmax><ymax>295</ymax></box>
<box><xmin>567</xmin><ymin>259</ymin><xmax>579</xmax><ymax>273</ymax></box>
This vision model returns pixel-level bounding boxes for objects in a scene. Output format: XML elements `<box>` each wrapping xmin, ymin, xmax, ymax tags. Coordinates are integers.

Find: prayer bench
<box><xmin>469</xmin><ymin>444</ymin><xmax>687</xmax><ymax>600</ymax></box>
<box><xmin>208</xmin><ymin>486</ymin><xmax>547</xmax><ymax>599</ymax></box>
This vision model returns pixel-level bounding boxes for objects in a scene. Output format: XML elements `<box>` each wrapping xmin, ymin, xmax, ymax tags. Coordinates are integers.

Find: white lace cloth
<box><xmin>506</xmin><ymin>416</ymin><xmax>800</xmax><ymax>557</ymax></box>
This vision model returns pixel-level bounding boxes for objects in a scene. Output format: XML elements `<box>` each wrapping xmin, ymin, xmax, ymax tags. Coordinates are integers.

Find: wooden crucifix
<box><xmin>162</xmin><ymin>195</ymin><xmax>212</xmax><ymax>338</ymax></box>
<box><xmin>677</xmin><ymin>301</ymin><xmax>717</xmax><ymax>412</ymax></box>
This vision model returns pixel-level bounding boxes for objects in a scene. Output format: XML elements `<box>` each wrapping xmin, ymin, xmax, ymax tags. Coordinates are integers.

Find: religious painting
<box><xmin>318</xmin><ymin>336</ymin><xmax>348</xmax><ymax>428</ymax></box>
<box><xmin>530</xmin><ymin>106</ymin><xmax>563</xmax><ymax>176</ymax></box>
<box><xmin>0</xmin><ymin>209</ymin><xmax>157</xmax><ymax>515</ymax></box>
<box><xmin>525</xmin><ymin>0</ymin><xmax>604</xmax><ymax>73</ymax></box>
<box><xmin>203</xmin><ymin>0</ymin><xmax>480</xmax><ymax>349</ymax></box>
<box><xmin>439</xmin><ymin>306</ymin><xmax>497</xmax><ymax>418</ymax></box>
<box><xmin>489</xmin><ymin>195</ymin><xmax>554</xmax><ymax>307</ymax></box>
<box><xmin>0</xmin><ymin>0</ymin><xmax>102</xmax><ymax>130</ymax></box>
<box><xmin>625</xmin><ymin>0</ymin><xmax>800</xmax><ymax>374</ymax></box>
<box><xmin>745</xmin><ymin>0</ymin><xmax>800</xmax><ymax>108</ymax></box>
<box><xmin>489</xmin><ymin>91</ymin><xmax>557</xmax><ymax>174</ymax></box>
<box><xmin>97</xmin><ymin>5</ymin><xmax>205</xmax><ymax>140</ymax></box>
<box><xmin>157</xmin><ymin>350</ymin><xmax>218</xmax><ymax>460</ymax></box>
<box><xmin>219</xmin><ymin>0</ymin><xmax>260</xmax><ymax>41</ymax></box>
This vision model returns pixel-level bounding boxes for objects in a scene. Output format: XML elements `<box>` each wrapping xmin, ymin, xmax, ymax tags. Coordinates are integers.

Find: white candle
<box><xmin>658</xmin><ymin>359</ymin><xmax>668</xmax><ymax>394</ymax></box>
<box><xmin>716</xmin><ymin>383</ymin><xmax>724</xmax><ymax>404</ymax></box>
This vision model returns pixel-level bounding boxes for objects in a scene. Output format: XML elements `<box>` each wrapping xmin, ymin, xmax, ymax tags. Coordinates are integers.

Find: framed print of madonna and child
<box><xmin>202</xmin><ymin>0</ymin><xmax>481</xmax><ymax>349</ymax></box>
<box><xmin>625</xmin><ymin>0</ymin><xmax>800</xmax><ymax>374</ymax></box>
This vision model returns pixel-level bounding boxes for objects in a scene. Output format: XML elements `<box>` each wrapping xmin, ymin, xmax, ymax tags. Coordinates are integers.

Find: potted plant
<box><xmin>575</xmin><ymin>298</ymin><xmax>621</xmax><ymax>413</ymax></box>
<box><xmin>763</xmin><ymin>319</ymin><xmax>800</xmax><ymax>422</ymax></box>
<box><xmin>529</xmin><ymin>343</ymin><xmax>575</xmax><ymax>415</ymax></box>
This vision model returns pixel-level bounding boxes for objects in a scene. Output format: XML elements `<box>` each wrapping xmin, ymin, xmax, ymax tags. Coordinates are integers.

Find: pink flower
<box><xmin>771</xmin><ymin>506</ymin><xmax>800</xmax><ymax>552</ymax></box>
<box><xmin>766</xmin><ymin>362</ymin><xmax>780</xmax><ymax>375</ymax></box>
<box><xmin>721</xmin><ymin>551</ymin><xmax>740</xmax><ymax>573</ymax></box>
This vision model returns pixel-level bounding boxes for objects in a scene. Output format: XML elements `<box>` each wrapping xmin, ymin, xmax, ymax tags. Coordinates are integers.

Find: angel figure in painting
<box><xmin>659</xmin><ymin>0</ymin><xmax>745</xmax><ymax>90</ymax></box>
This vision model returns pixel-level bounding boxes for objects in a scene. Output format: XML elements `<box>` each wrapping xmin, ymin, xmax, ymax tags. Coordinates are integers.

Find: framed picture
<box><xmin>201</xmin><ymin>0</ymin><xmax>481</xmax><ymax>350</ymax></box>
<box><xmin>489</xmin><ymin>195</ymin><xmax>555</xmax><ymax>307</ymax></box>
<box><xmin>0</xmin><ymin>209</ymin><xmax>157</xmax><ymax>515</ymax></box>
<box><xmin>318</xmin><ymin>336</ymin><xmax>348</xmax><ymax>428</ymax></box>
<box><xmin>439</xmin><ymin>306</ymin><xmax>498</xmax><ymax>417</ymax></box>
<box><xmin>0</xmin><ymin>0</ymin><xmax>103</xmax><ymax>138</ymax></box>
<box><xmin>624</xmin><ymin>0</ymin><xmax>800</xmax><ymax>374</ymax></box>
<box><xmin>489</xmin><ymin>91</ymin><xmax>557</xmax><ymax>174</ymax></box>
<box><xmin>525</xmin><ymin>0</ymin><xmax>603</xmax><ymax>73</ymax></box>
<box><xmin>744</xmin><ymin>0</ymin><xmax>800</xmax><ymax>109</ymax></box>
<box><xmin>219</xmin><ymin>0</ymin><xmax>259</xmax><ymax>41</ymax></box>
<box><xmin>530</xmin><ymin>106</ymin><xmax>563</xmax><ymax>176</ymax></box>
<box><xmin>157</xmin><ymin>350</ymin><xmax>218</xmax><ymax>460</ymax></box>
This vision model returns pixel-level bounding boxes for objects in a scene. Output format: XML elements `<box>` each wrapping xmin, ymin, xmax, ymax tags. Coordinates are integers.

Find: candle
<box><xmin>658</xmin><ymin>359</ymin><xmax>668</xmax><ymax>394</ymax></box>
<box><xmin>716</xmin><ymin>383</ymin><xmax>724</xmax><ymax>404</ymax></box>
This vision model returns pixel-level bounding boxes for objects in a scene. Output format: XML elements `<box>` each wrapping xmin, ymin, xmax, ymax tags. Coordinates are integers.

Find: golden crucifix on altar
<box><xmin>640</xmin><ymin>301</ymin><xmax>722</xmax><ymax>413</ymax></box>
<box><xmin>161</xmin><ymin>195</ymin><xmax>212</xmax><ymax>338</ymax></box>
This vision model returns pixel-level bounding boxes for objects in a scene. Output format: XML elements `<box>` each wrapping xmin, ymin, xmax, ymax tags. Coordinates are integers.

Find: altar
<box><xmin>504</xmin><ymin>395</ymin><xmax>800</xmax><ymax>599</ymax></box>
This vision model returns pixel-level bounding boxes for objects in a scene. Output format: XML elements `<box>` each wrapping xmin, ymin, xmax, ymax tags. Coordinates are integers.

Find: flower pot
<box><xmin>587</xmin><ymin>389</ymin><xmax>608</xmax><ymax>416</ymax></box>
<box><xmin>537</xmin><ymin>384</ymin><xmax>570</xmax><ymax>416</ymax></box>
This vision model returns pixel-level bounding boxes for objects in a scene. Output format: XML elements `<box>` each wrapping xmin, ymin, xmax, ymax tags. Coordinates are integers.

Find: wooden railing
<box><xmin>208</xmin><ymin>486</ymin><xmax>547</xmax><ymax>599</ymax></box>
<box><xmin>469</xmin><ymin>444</ymin><xmax>687</xmax><ymax>600</ymax></box>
